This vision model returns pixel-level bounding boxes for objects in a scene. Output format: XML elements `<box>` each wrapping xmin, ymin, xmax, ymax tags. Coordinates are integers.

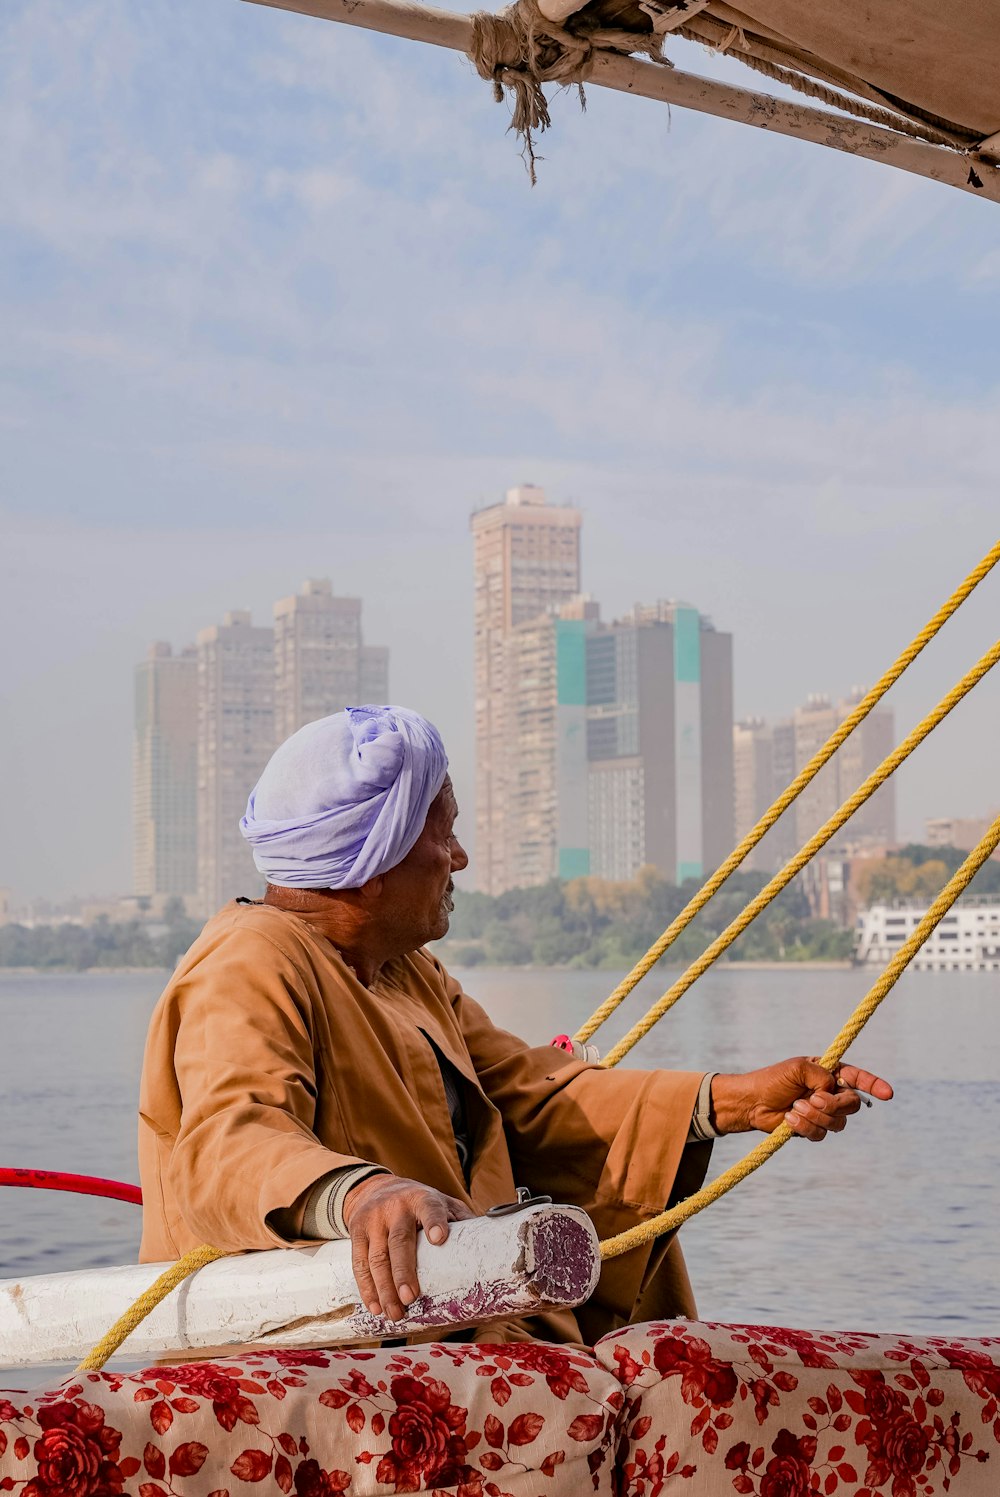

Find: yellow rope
<box><xmin>598</xmin><ymin>635</ymin><xmax>1000</xmax><ymax>1070</ymax></box>
<box><xmin>75</xmin><ymin>1244</ymin><xmax>226</xmax><ymax>1372</ymax></box>
<box><xmin>599</xmin><ymin>809</ymin><xmax>1000</xmax><ymax>1260</ymax></box>
<box><xmin>574</xmin><ymin>539</ymin><xmax>1000</xmax><ymax>1048</ymax></box>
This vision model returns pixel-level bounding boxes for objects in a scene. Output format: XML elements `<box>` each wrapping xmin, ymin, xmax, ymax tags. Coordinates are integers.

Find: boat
<box><xmin>857</xmin><ymin>897</ymin><xmax>1000</xmax><ymax>972</ymax></box>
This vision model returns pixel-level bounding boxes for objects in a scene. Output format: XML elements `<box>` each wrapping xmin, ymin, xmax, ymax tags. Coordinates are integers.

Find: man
<box><xmin>139</xmin><ymin>705</ymin><xmax>891</xmax><ymax>1346</ymax></box>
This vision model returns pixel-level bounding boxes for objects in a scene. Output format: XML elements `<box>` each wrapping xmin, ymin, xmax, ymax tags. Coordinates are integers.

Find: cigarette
<box><xmin>837</xmin><ymin>1080</ymin><xmax>873</xmax><ymax>1108</ymax></box>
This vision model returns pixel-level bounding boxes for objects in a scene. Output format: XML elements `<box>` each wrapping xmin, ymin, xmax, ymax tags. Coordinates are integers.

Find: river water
<box><xmin>1</xmin><ymin>963</ymin><xmax>998</xmax><ymax>1370</ymax></box>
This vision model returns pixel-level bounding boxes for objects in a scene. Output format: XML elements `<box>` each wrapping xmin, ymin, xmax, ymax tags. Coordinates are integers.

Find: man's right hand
<box><xmin>342</xmin><ymin>1174</ymin><xmax>475</xmax><ymax>1323</ymax></box>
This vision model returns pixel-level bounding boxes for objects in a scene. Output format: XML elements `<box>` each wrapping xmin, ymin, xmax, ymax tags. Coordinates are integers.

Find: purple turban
<box><xmin>240</xmin><ymin>705</ymin><xmax>449</xmax><ymax>889</ymax></box>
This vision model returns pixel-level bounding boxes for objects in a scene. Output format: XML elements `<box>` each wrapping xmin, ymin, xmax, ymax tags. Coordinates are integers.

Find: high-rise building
<box><xmin>835</xmin><ymin>688</ymin><xmax>896</xmax><ymax>846</ymax></box>
<box><xmin>737</xmin><ymin>690</ymin><xmax>897</xmax><ymax>872</ymax></box>
<box><xmin>471</xmin><ymin>486</ymin><xmax>582</xmax><ymax>894</ymax></box>
<box><xmin>588</xmin><ymin>603</ymin><xmax>734</xmax><ymax>884</ymax></box>
<box><xmin>360</xmin><ymin>645</ymin><xmax>390</xmax><ymax>703</ymax></box>
<box><xmin>791</xmin><ymin>695</ymin><xmax>840</xmax><ymax>847</ymax></box>
<box><xmin>502</xmin><ymin>597</ymin><xmax>598</xmax><ymax>888</ymax></box>
<box><xmin>196</xmin><ymin>611</ymin><xmax>275</xmax><ymax>914</ymax></box>
<box><xmin>273</xmin><ymin>578</ymin><xmax>389</xmax><ymax>741</ymax></box>
<box><xmin>733</xmin><ymin>717</ymin><xmax>774</xmax><ymax>872</ymax></box>
<box><xmin>133</xmin><ymin>642</ymin><xmax>198</xmax><ymax>902</ymax></box>
<box><xmin>769</xmin><ymin>718</ymin><xmax>799</xmax><ymax>865</ymax></box>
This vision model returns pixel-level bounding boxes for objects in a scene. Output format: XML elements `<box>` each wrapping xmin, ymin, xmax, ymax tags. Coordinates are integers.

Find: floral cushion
<box><xmin>594</xmin><ymin>1321</ymin><xmax>1000</xmax><ymax>1497</ymax></box>
<box><xmin>0</xmin><ymin>1341</ymin><xmax>623</xmax><ymax>1497</ymax></box>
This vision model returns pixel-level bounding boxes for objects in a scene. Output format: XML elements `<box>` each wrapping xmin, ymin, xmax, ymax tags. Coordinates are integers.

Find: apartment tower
<box><xmin>587</xmin><ymin>603</ymin><xmax>734</xmax><ymax>884</ymax></box>
<box><xmin>503</xmin><ymin>596</ymin><xmax>599</xmax><ymax>888</ymax></box>
<box><xmin>835</xmin><ymin>688</ymin><xmax>896</xmax><ymax>846</ymax></box>
<box><xmin>734</xmin><ymin>691</ymin><xmax>896</xmax><ymax>872</ymax></box>
<box><xmin>132</xmin><ymin>642</ymin><xmax>198</xmax><ymax>902</ymax></box>
<box><xmin>273</xmin><ymin>578</ymin><xmax>389</xmax><ymax>741</ymax></box>
<box><xmin>196</xmin><ymin>610</ymin><xmax>275</xmax><ymax>914</ymax></box>
<box><xmin>471</xmin><ymin>486</ymin><xmax>582</xmax><ymax>893</ymax></box>
<box><xmin>733</xmin><ymin>717</ymin><xmax>773</xmax><ymax>871</ymax></box>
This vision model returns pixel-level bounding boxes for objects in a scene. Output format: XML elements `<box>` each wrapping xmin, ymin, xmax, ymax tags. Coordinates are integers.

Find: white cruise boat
<box><xmin>856</xmin><ymin>896</ymin><xmax>1000</xmax><ymax>970</ymax></box>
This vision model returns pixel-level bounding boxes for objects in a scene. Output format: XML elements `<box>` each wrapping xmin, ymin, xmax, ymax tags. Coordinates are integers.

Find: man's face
<box><xmin>376</xmin><ymin>777</ymin><xmax>469</xmax><ymax>950</ymax></box>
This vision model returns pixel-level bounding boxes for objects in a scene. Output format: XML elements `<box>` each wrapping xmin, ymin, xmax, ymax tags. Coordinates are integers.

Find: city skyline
<box><xmin>105</xmin><ymin>492</ymin><xmax>983</xmax><ymax>915</ymax></box>
<box><xmin>132</xmin><ymin>579</ymin><xmax>389</xmax><ymax>915</ymax></box>
<box><xmin>3</xmin><ymin>4</ymin><xmax>999</xmax><ymax>904</ymax></box>
<box><xmin>3</xmin><ymin>497</ymin><xmax>994</xmax><ymax>904</ymax></box>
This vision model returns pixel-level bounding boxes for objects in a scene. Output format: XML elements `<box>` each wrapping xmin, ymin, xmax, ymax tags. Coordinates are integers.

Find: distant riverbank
<box><xmin>0</xmin><ymin>958</ymin><xmax>859</xmax><ymax>977</ymax></box>
<box><xmin>0</xmin><ymin>878</ymin><xmax>856</xmax><ymax>972</ymax></box>
<box><xmin>439</xmin><ymin>870</ymin><xmax>855</xmax><ymax>969</ymax></box>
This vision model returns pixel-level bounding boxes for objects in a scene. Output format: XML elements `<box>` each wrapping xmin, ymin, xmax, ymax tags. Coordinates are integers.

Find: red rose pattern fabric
<box><xmin>594</xmin><ymin>1321</ymin><xmax>1000</xmax><ymax>1497</ymax></box>
<box><xmin>2</xmin><ymin>1325</ymin><xmax>999</xmax><ymax>1495</ymax></box>
<box><xmin>0</xmin><ymin>1340</ymin><xmax>622</xmax><ymax>1496</ymax></box>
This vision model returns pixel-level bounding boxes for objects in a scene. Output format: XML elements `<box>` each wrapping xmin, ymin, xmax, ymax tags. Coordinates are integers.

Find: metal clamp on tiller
<box><xmin>487</xmin><ymin>1187</ymin><xmax>553</xmax><ymax>1217</ymax></box>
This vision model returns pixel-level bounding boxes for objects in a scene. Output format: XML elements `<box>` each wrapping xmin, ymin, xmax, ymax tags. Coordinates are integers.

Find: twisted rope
<box><xmin>76</xmin><ymin>1244</ymin><xmax>226</xmax><ymax>1372</ymax></box>
<box><xmin>574</xmin><ymin>540</ymin><xmax>1000</xmax><ymax>1048</ymax></box>
<box><xmin>599</xmin><ymin>809</ymin><xmax>1000</xmax><ymax>1259</ymax></box>
<box><xmin>677</xmin><ymin>23</ymin><xmax>969</xmax><ymax>148</ymax></box>
<box><xmin>694</xmin><ymin>40</ymin><xmax>970</xmax><ymax>148</ymax></box>
<box><xmin>469</xmin><ymin>0</ymin><xmax>670</xmax><ymax>181</ymax></box>
<box><xmin>599</xmin><ymin>634</ymin><xmax>1000</xmax><ymax>1069</ymax></box>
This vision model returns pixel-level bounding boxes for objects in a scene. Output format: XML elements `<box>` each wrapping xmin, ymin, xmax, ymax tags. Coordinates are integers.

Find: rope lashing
<box><xmin>468</xmin><ymin>0</ymin><xmax>669</xmax><ymax>181</ymax></box>
<box><xmin>574</xmin><ymin>538</ymin><xmax>1000</xmax><ymax>1049</ymax></box>
<box><xmin>76</xmin><ymin>1244</ymin><xmax>226</xmax><ymax>1372</ymax></box>
<box><xmin>599</xmin><ymin>809</ymin><xmax>1000</xmax><ymax>1260</ymax></box>
<box><xmin>599</xmin><ymin>634</ymin><xmax>1000</xmax><ymax>1070</ymax></box>
<box><xmin>468</xmin><ymin>0</ymin><xmax>979</xmax><ymax>184</ymax></box>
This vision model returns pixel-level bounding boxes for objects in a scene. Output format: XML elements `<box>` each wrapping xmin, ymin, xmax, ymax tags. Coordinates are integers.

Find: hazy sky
<box><xmin>2</xmin><ymin>0</ymin><xmax>999</xmax><ymax>902</ymax></box>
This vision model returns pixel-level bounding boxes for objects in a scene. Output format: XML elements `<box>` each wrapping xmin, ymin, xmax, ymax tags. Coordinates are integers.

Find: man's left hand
<box><xmin>711</xmin><ymin>1058</ymin><xmax>894</xmax><ymax>1142</ymax></box>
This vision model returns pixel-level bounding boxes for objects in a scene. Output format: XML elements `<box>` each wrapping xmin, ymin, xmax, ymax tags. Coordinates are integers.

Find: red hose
<box><xmin>0</xmin><ymin>1168</ymin><xmax>142</xmax><ymax>1205</ymax></box>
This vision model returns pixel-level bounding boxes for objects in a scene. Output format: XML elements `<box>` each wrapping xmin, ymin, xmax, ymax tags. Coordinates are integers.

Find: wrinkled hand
<box><xmin>711</xmin><ymin>1058</ymin><xmax>893</xmax><ymax>1142</ymax></box>
<box><xmin>343</xmin><ymin>1174</ymin><xmax>475</xmax><ymax>1322</ymax></box>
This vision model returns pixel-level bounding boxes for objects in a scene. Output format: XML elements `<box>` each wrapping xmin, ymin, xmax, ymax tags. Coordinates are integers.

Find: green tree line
<box><xmin>438</xmin><ymin>866</ymin><xmax>853</xmax><ymax>969</ymax></box>
<box><xmin>3</xmin><ymin>846</ymin><xmax>995</xmax><ymax>971</ymax></box>
<box><xmin>854</xmin><ymin>844</ymin><xmax>1000</xmax><ymax>906</ymax></box>
<box><xmin>0</xmin><ymin>899</ymin><xmax>202</xmax><ymax>971</ymax></box>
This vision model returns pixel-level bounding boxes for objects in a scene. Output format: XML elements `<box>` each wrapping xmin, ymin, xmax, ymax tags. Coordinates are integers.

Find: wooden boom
<box><xmin>0</xmin><ymin>1204</ymin><xmax>600</xmax><ymax>1369</ymax></box>
<box><xmin>244</xmin><ymin>0</ymin><xmax>1000</xmax><ymax>204</ymax></box>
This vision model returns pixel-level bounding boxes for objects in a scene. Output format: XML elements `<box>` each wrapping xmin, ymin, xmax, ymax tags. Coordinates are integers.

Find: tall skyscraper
<box><xmin>733</xmin><ymin>717</ymin><xmax>774</xmax><ymax>872</ymax></box>
<box><xmin>735</xmin><ymin>691</ymin><xmax>897</xmax><ymax>872</ymax></box>
<box><xmin>835</xmin><ymin>688</ymin><xmax>896</xmax><ymax>846</ymax></box>
<box><xmin>588</xmin><ymin>603</ymin><xmax>734</xmax><ymax>884</ymax></box>
<box><xmin>769</xmin><ymin>718</ymin><xmax>799</xmax><ymax>865</ymax></box>
<box><xmin>502</xmin><ymin>597</ymin><xmax>599</xmax><ymax>888</ymax></box>
<box><xmin>133</xmin><ymin>642</ymin><xmax>198</xmax><ymax>903</ymax></box>
<box><xmin>791</xmin><ymin>695</ymin><xmax>840</xmax><ymax>847</ymax></box>
<box><xmin>471</xmin><ymin>486</ymin><xmax>582</xmax><ymax>894</ymax></box>
<box><xmin>273</xmin><ymin>578</ymin><xmax>389</xmax><ymax>741</ymax></box>
<box><xmin>196</xmin><ymin>610</ymin><xmax>275</xmax><ymax>914</ymax></box>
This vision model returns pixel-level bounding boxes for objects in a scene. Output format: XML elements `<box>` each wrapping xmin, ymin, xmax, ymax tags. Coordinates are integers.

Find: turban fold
<box><xmin>240</xmin><ymin>705</ymin><xmax>449</xmax><ymax>889</ymax></box>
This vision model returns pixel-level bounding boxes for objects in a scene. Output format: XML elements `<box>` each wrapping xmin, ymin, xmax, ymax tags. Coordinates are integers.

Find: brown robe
<box><xmin>138</xmin><ymin>901</ymin><xmax>712</xmax><ymax>1346</ymax></box>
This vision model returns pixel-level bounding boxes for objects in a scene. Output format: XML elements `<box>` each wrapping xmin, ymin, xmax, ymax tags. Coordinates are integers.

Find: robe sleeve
<box><xmin>166</xmin><ymin>926</ymin><xmax>372</xmax><ymax>1252</ymax></box>
<box><xmin>434</xmin><ymin>956</ymin><xmax>714</xmax><ymax>1335</ymax></box>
